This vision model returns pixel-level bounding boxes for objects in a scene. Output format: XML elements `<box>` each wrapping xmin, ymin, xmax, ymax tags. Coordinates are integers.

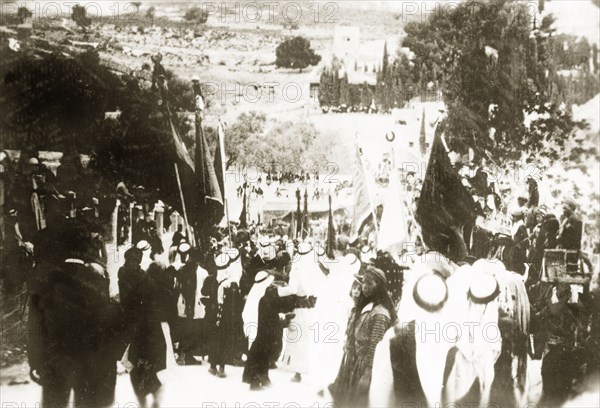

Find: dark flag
<box><xmin>195</xmin><ymin>116</ymin><xmax>224</xmax><ymax>232</ymax></box>
<box><xmin>302</xmin><ymin>189</ymin><xmax>309</xmax><ymax>239</ymax></box>
<box><xmin>168</xmin><ymin>114</ymin><xmax>198</xmax><ymax>217</ymax></box>
<box><xmin>214</xmin><ymin>120</ymin><xmax>226</xmax><ymax>201</ymax></box>
<box><xmin>239</xmin><ymin>187</ymin><xmax>248</xmax><ymax>229</ymax></box>
<box><xmin>415</xmin><ymin>131</ymin><xmax>478</xmax><ymax>261</ymax></box>
<box><xmin>295</xmin><ymin>188</ymin><xmax>302</xmax><ymax>238</ymax></box>
<box><xmin>326</xmin><ymin>195</ymin><xmax>337</xmax><ymax>258</ymax></box>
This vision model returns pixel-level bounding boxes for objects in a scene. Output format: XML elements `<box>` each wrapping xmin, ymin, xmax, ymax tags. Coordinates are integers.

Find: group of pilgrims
<box><xmin>1</xmin><ymin>145</ymin><xmax>598</xmax><ymax>408</ymax></box>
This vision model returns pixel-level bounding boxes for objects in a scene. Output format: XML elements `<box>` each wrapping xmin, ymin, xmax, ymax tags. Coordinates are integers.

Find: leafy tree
<box><xmin>17</xmin><ymin>7</ymin><xmax>32</xmax><ymax>24</ymax></box>
<box><xmin>401</xmin><ymin>0</ymin><xmax>586</xmax><ymax>164</ymax></box>
<box><xmin>382</xmin><ymin>41</ymin><xmax>389</xmax><ymax>76</ymax></box>
<box><xmin>224</xmin><ymin>111</ymin><xmax>267</xmax><ymax>169</ymax></box>
<box><xmin>184</xmin><ymin>7</ymin><xmax>208</xmax><ymax>24</ymax></box>
<box><xmin>331</xmin><ymin>58</ymin><xmax>341</xmax><ymax>105</ymax></box>
<box><xmin>1</xmin><ymin>50</ymin><xmax>120</xmax><ymax>151</ymax></box>
<box><xmin>71</xmin><ymin>4</ymin><xmax>91</xmax><ymax>31</ymax></box>
<box><xmin>222</xmin><ymin>113</ymin><xmax>339</xmax><ymax>173</ymax></box>
<box><xmin>275</xmin><ymin>36</ymin><xmax>321</xmax><ymax>72</ymax></box>
<box><xmin>146</xmin><ymin>6</ymin><xmax>156</xmax><ymax>21</ymax></box>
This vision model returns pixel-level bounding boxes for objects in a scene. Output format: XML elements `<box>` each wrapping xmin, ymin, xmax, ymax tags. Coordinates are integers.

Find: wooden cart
<box><xmin>541</xmin><ymin>249</ymin><xmax>591</xmax><ymax>285</ymax></box>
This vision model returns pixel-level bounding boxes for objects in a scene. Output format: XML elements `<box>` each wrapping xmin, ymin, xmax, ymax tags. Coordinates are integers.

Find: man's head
<box><xmin>124</xmin><ymin>247</ymin><xmax>143</xmax><ymax>266</ymax></box>
<box><xmin>534</xmin><ymin>205</ymin><xmax>548</xmax><ymax>224</ymax></box>
<box><xmin>562</xmin><ymin>198</ymin><xmax>577</xmax><ymax>217</ymax></box>
<box><xmin>362</xmin><ymin>266</ymin><xmax>387</xmax><ymax>299</ymax></box>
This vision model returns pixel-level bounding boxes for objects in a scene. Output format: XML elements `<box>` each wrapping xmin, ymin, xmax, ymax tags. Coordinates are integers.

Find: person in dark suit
<box><xmin>527</xmin><ymin>206</ymin><xmax>560</xmax><ymax>284</ymax></box>
<box><xmin>28</xmin><ymin>218</ymin><xmax>123</xmax><ymax>408</ymax></box>
<box><xmin>557</xmin><ymin>199</ymin><xmax>582</xmax><ymax>251</ymax></box>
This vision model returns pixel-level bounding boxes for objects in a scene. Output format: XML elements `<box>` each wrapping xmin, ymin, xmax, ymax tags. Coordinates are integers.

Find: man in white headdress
<box><xmin>242</xmin><ymin>270</ymin><xmax>275</xmax><ymax>350</ymax></box>
<box><xmin>370</xmin><ymin>251</ymin><xmax>455</xmax><ymax>407</ymax></box>
<box><xmin>242</xmin><ymin>242</ymin><xmax>277</xmax><ymax>348</ymax></box>
<box><xmin>137</xmin><ymin>239</ymin><xmax>153</xmax><ymax>271</ymax></box>
<box><xmin>312</xmin><ymin>248</ymin><xmax>361</xmax><ymax>393</ymax></box>
<box><xmin>278</xmin><ymin>240</ymin><xmax>327</xmax><ymax>382</ymax></box>
<box><xmin>219</xmin><ymin>246</ymin><xmax>246</xmax><ymax>366</ymax></box>
<box><xmin>201</xmin><ymin>250</ymin><xmax>231</xmax><ymax>377</ymax></box>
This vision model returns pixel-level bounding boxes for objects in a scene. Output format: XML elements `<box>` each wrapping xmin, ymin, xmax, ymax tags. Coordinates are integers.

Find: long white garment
<box><xmin>311</xmin><ymin>255</ymin><xmax>357</xmax><ymax>389</ymax></box>
<box><xmin>242</xmin><ymin>272</ymin><xmax>275</xmax><ymax>348</ymax></box>
<box><xmin>369</xmin><ymin>328</ymin><xmax>396</xmax><ymax>407</ymax></box>
<box><xmin>194</xmin><ymin>266</ymin><xmax>208</xmax><ymax>319</ymax></box>
<box><xmin>446</xmin><ymin>280</ymin><xmax>501</xmax><ymax>404</ymax></box>
<box><xmin>279</xmin><ymin>250</ymin><xmax>326</xmax><ymax>374</ymax></box>
<box><xmin>156</xmin><ymin>322</ymin><xmax>177</xmax><ymax>385</ymax></box>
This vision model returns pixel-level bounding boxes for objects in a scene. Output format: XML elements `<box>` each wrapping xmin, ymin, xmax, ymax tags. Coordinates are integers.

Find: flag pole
<box><xmin>194</xmin><ymin>85</ymin><xmax>206</xmax><ymax>251</ymax></box>
<box><xmin>225</xmin><ymin>198</ymin><xmax>232</xmax><ymax>244</ymax></box>
<box><xmin>218</xmin><ymin>117</ymin><xmax>231</xmax><ymax>244</ymax></box>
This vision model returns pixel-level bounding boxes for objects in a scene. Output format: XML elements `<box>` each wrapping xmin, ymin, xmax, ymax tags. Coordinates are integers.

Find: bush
<box><xmin>17</xmin><ymin>7</ymin><xmax>32</xmax><ymax>24</ymax></box>
<box><xmin>146</xmin><ymin>6</ymin><xmax>156</xmax><ymax>21</ymax></box>
<box><xmin>184</xmin><ymin>7</ymin><xmax>208</xmax><ymax>24</ymax></box>
<box><xmin>72</xmin><ymin>4</ymin><xmax>91</xmax><ymax>30</ymax></box>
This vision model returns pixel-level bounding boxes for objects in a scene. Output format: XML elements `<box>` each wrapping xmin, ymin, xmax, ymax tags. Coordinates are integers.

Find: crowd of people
<box><xmin>0</xmin><ymin>146</ymin><xmax>598</xmax><ymax>408</ymax></box>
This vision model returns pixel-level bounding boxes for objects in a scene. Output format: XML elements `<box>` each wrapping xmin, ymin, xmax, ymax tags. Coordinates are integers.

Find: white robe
<box><xmin>311</xmin><ymin>255</ymin><xmax>356</xmax><ymax>389</ymax></box>
<box><xmin>279</xmin><ymin>250</ymin><xmax>326</xmax><ymax>374</ymax></box>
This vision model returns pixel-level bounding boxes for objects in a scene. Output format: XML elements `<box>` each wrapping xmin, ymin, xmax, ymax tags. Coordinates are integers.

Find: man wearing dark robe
<box><xmin>243</xmin><ymin>283</ymin><xmax>294</xmax><ymax>390</ymax></box>
<box><xmin>201</xmin><ymin>255</ymin><xmax>227</xmax><ymax>377</ymax></box>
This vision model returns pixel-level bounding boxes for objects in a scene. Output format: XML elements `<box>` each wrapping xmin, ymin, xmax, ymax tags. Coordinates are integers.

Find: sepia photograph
<box><xmin>0</xmin><ymin>1</ymin><xmax>598</xmax><ymax>407</ymax></box>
